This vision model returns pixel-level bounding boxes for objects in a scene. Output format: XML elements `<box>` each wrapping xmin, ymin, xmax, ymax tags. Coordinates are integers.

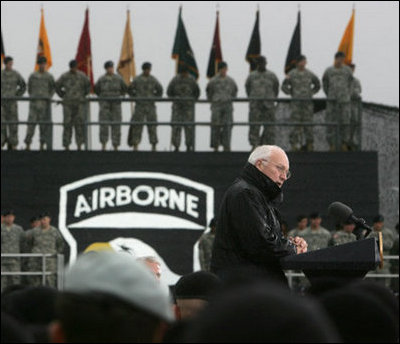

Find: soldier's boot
<box><xmin>152</xmin><ymin>144</ymin><xmax>157</xmax><ymax>152</ymax></box>
<box><xmin>174</xmin><ymin>146</ymin><xmax>179</xmax><ymax>152</ymax></box>
<box><xmin>113</xmin><ymin>145</ymin><xmax>118</xmax><ymax>151</ymax></box>
<box><xmin>133</xmin><ymin>144</ymin><xmax>138</xmax><ymax>152</ymax></box>
<box><xmin>306</xmin><ymin>143</ymin><xmax>314</xmax><ymax>152</ymax></box>
<box><xmin>40</xmin><ymin>143</ymin><xmax>45</xmax><ymax>151</ymax></box>
<box><xmin>223</xmin><ymin>146</ymin><xmax>230</xmax><ymax>152</ymax></box>
<box><xmin>341</xmin><ymin>143</ymin><xmax>349</xmax><ymax>152</ymax></box>
<box><xmin>101</xmin><ymin>143</ymin><xmax>106</xmax><ymax>151</ymax></box>
<box><xmin>65</xmin><ymin>145</ymin><xmax>69</xmax><ymax>151</ymax></box>
<box><xmin>186</xmin><ymin>145</ymin><xmax>194</xmax><ymax>152</ymax></box>
<box><xmin>77</xmin><ymin>144</ymin><xmax>82</xmax><ymax>151</ymax></box>
<box><xmin>329</xmin><ymin>145</ymin><xmax>336</xmax><ymax>152</ymax></box>
<box><xmin>25</xmin><ymin>143</ymin><xmax>31</xmax><ymax>151</ymax></box>
<box><xmin>214</xmin><ymin>147</ymin><xmax>219</xmax><ymax>152</ymax></box>
<box><xmin>291</xmin><ymin>144</ymin><xmax>299</xmax><ymax>152</ymax></box>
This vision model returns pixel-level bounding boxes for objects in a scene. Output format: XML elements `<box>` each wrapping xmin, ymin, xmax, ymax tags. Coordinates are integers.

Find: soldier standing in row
<box><xmin>94</xmin><ymin>61</ymin><xmax>127</xmax><ymax>151</ymax></box>
<box><xmin>349</xmin><ymin>63</ymin><xmax>362</xmax><ymax>151</ymax></box>
<box><xmin>198</xmin><ymin>218</ymin><xmax>216</xmax><ymax>272</ymax></box>
<box><xmin>25</xmin><ymin>212</ymin><xmax>64</xmax><ymax>288</ymax></box>
<box><xmin>245</xmin><ymin>56</ymin><xmax>279</xmax><ymax>150</ymax></box>
<box><xmin>300</xmin><ymin>212</ymin><xmax>331</xmax><ymax>251</ymax></box>
<box><xmin>281</xmin><ymin>55</ymin><xmax>320</xmax><ymax>152</ymax></box>
<box><xmin>287</xmin><ymin>214</ymin><xmax>308</xmax><ymax>238</ymax></box>
<box><xmin>330</xmin><ymin>219</ymin><xmax>357</xmax><ymax>246</ymax></box>
<box><xmin>56</xmin><ymin>59</ymin><xmax>91</xmax><ymax>151</ymax></box>
<box><xmin>1</xmin><ymin>56</ymin><xmax>26</xmax><ymax>150</ymax></box>
<box><xmin>167</xmin><ymin>65</ymin><xmax>200</xmax><ymax>152</ymax></box>
<box><xmin>24</xmin><ymin>56</ymin><xmax>56</xmax><ymax>151</ymax></box>
<box><xmin>206</xmin><ymin>61</ymin><xmax>238</xmax><ymax>152</ymax></box>
<box><xmin>322</xmin><ymin>51</ymin><xmax>353</xmax><ymax>151</ymax></box>
<box><xmin>1</xmin><ymin>210</ymin><xmax>24</xmax><ymax>291</ymax></box>
<box><xmin>128</xmin><ymin>62</ymin><xmax>163</xmax><ymax>152</ymax></box>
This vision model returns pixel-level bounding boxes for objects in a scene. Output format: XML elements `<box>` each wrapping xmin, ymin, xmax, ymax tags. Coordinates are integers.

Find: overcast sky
<box><xmin>1</xmin><ymin>1</ymin><xmax>399</xmax><ymax>151</ymax></box>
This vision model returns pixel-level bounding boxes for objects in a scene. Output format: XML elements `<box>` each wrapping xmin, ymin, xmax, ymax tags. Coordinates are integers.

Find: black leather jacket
<box><xmin>210</xmin><ymin>163</ymin><xmax>296</xmax><ymax>280</ymax></box>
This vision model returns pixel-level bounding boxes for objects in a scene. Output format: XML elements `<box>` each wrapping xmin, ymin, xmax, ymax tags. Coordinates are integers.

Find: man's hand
<box><xmin>289</xmin><ymin>236</ymin><xmax>308</xmax><ymax>254</ymax></box>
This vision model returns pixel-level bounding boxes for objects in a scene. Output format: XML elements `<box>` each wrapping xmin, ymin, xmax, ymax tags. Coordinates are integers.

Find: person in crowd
<box><xmin>24</xmin><ymin>56</ymin><xmax>56</xmax><ymax>151</ymax></box>
<box><xmin>49</xmin><ymin>251</ymin><xmax>173</xmax><ymax>343</ymax></box>
<box><xmin>1</xmin><ymin>56</ymin><xmax>26</xmax><ymax>150</ymax></box>
<box><xmin>128</xmin><ymin>62</ymin><xmax>163</xmax><ymax>152</ymax></box>
<box><xmin>167</xmin><ymin>64</ymin><xmax>200</xmax><ymax>152</ymax></box>
<box><xmin>287</xmin><ymin>214</ymin><xmax>308</xmax><ymax>238</ymax></box>
<box><xmin>301</xmin><ymin>212</ymin><xmax>331</xmax><ymax>251</ymax></box>
<box><xmin>198</xmin><ymin>218</ymin><xmax>217</xmax><ymax>272</ymax></box>
<box><xmin>330</xmin><ymin>219</ymin><xmax>357</xmax><ymax>246</ymax></box>
<box><xmin>55</xmin><ymin>59</ymin><xmax>91</xmax><ymax>151</ymax></box>
<box><xmin>206</xmin><ymin>61</ymin><xmax>238</xmax><ymax>152</ymax></box>
<box><xmin>1</xmin><ymin>210</ymin><xmax>25</xmax><ymax>292</ymax></box>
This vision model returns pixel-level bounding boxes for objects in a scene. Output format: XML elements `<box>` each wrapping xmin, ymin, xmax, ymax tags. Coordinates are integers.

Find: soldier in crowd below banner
<box><xmin>330</xmin><ymin>219</ymin><xmax>357</xmax><ymax>246</ymax></box>
<box><xmin>301</xmin><ymin>212</ymin><xmax>331</xmax><ymax>251</ymax></box>
<box><xmin>24</xmin><ymin>56</ymin><xmax>56</xmax><ymax>151</ymax></box>
<box><xmin>322</xmin><ymin>51</ymin><xmax>353</xmax><ymax>152</ymax></box>
<box><xmin>56</xmin><ymin>59</ymin><xmax>91</xmax><ymax>151</ymax></box>
<box><xmin>1</xmin><ymin>210</ymin><xmax>25</xmax><ymax>292</ymax></box>
<box><xmin>367</xmin><ymin>215</ymin><xmax>396</xmax><ymax>287</ymax></box>
<box><xmin>198</xmin><ymin>218</ymin><xmax>217</xmax><ymax>272</ymax></box>
<box><xmin>1</xmin><ymin>56</ymin><xmax>26</xmax><ymax>151</ymax></box>
<box><xmin>245</xmin><ymin>56</ymin><xmax>279</xmax><ymax>150</ymax></box>
<box><xmin>167</xmin><ymin>64</ymin><xmax>200</xmax><ymax>152</ymax></box>
<box><xmin>94</xmin><ymin>61</ymin><xmax>127</xmax><ymax>151</ymax></box>
<box><xmin>349</xmin><ymin>63</ymin><xmax>362</xmax><ymax>151</ymax></box>
<box><xmin>206</xmin><ymin>61</ymin><xmax>238</xmax><ymax>152</ymax></box>
<box><xmin>128</xmin><ymin>62</ymin><xmax>163</xmax><ymax>152</ymax></box>
<box><xmin>24</xmin><ymin>212</ymin><xmax>65</xmax><ymax>288</ymax></box>
<box><xmin>287</xmin><ymin>214</ymin><xmax>308</xmax><ymax>238</ymax></box>
<box><xmin>281</xmin><ymin>55</ymin><xmax>320</xmax><ymax>152</ymax></box>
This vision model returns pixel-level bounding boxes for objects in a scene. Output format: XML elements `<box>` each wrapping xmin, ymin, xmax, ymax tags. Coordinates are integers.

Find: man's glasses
<box><xmin>261</xmin><ymin>159</ymin><xmax>292</xmax><ymax>179</ymax></box>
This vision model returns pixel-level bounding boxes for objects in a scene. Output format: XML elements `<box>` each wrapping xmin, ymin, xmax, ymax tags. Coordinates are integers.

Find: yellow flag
<box><xmin>338</xmin><ymin>9</ymin><xmax>355</xmax><ymax>65</ymax></box>
<box><xmin>35</xmin><ymin>8</ymin><xmax>52</xmax><ymax>71</ymax></box>
<box><xmin>117</xmin><ymin>10</ymin><xmax>136</xmax><ymax>85</ymax></box>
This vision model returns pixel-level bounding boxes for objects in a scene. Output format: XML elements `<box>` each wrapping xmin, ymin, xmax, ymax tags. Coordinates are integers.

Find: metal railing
<box><xmin>1</xmin><ymin>96</ymin><xmax>362</xmax><ymax>152</ymax></box>
<box><xmin>1</xmin><ymin>253</ymin><xmax>64</xmax><ymax>290</ymax></box>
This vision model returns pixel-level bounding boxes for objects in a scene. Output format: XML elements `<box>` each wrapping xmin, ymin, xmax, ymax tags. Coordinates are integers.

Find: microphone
<box><xmin>327</xmin><ymin>202</ymin><xmax>373</xmax><ymax>239</ymax></box>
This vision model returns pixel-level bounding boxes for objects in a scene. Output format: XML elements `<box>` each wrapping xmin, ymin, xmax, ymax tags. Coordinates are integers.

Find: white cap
<box><xmin>64</xmin><ymin>251</ymin><xmax>174</xmax><ymax>322</ymax></box>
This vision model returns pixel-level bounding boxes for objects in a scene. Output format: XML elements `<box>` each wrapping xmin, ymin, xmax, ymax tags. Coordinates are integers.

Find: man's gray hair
<box><xmin>248</xmin><ymin>145</ymin><xmax>286</xmax><ymax>165</ymax></box>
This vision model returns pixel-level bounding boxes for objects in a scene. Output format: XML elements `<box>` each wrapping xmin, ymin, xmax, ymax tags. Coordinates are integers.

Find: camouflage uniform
<box><xmin>24</xmin><ymin>71</ymin><xmax>56</xmax><ymax>147</ymax></box>
<box><xmin>330</xmin><ymin>230</ymin><xmax>357</xmax><ymax>246</ymax></box>
<box><xmin>1</xmin><ymin>223</ymin><xmax>25</xmax><ymax>291</ymax></box>
<box><xmin>1</xmin><ymin>69</ymin><xmax>26</xmax><ymax>148</ymax></box>
<box><xmin>350</xmin><ymin>76</ymin><xmax>362</xmax><ymax>150</ymax></box>
<box><xmin>206</xmin><ymin>74</ymin><xmax>238</xmax><ymax>151</ymax></box>
<box><xmin>245</xmin><ymin>70</ymin><xmax>279</xmax><ymax>147</ymax></box>
<box><xmin>287</xmin><ymin>227</ymin><xmax>307</xmax><ymax>238</ymax></box>
<box><xmin>128</xmin><ymin>73</ymin><xmax>163</xmax><ymax>147</ymax></box>
<box><xmin>167</xmin><ymin>74</ymin><xmax>200</xmax><ymax>150</ymax></box>
<box><xmin>24</xmin><ymin>226</ymin><xmax>65</xmax><ymax>288</ymax></box>
<box><xmin>198</xmin><ymin>231</ymin><xmax>215</xmax><ymax>272</ymax></box>
<box><xmin>281</xmin><ymin>68</ymin><xmax>320</xmax><ymax>150</ymax></box>
<box><xmin>322</xmin><ymin>65</ymin><xmax>353</xmax><ymax>149</ymax></box>
<box><xmin>94</xmin><ymin>73</ymin><xmax>127</xmax><ymax>147</ymax></box>
<box><xmin>301</xmin><ymin>226</ymin><xmax>331</xmax><ymax>251</ymax></box>
<box><xmin>56</xmin><ymin>70</ymin><xmax>91</xmax><ymax>148</ymax></box>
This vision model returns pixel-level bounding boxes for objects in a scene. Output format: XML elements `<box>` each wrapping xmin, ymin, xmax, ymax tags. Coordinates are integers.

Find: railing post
<box><xmin>47</xmin><ymin>98</ymin><xmax>53</xmax><ymax>150</ymax></box>
<box><xmin>57</xmin><ymin>254</ymin><xmax>65</xmax><ymax>290</ymax></box>
<box><xmin>42</xmin><ymin>254</ymin><xmax>46</xmax><ymax>286</ymax></box>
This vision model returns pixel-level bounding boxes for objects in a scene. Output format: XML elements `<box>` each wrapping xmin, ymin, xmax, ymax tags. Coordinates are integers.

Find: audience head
<box><xmin>373</xmin><ymin>214</ymin><xmax>384</xmax><ymax>231</ymax></box>
<box><xmin>37</xmin><ymin>56</ymin><xmax>47</xmax><ymax>71</ymax></box>
<box><xmin>218</xmin><ymin>61</ymin><xmax>228</xmax><ymax>76</ymax></box>
<box><xmin>296</xmin><ymin>54</ymin><xmax>307</xmax><ymax>68</ymax></box>
<box><xmin>103</xmin><ymin>60</ymin><xmax>114</xmax><ymax>74</ymax></box>
<box><xmin>142</xmin><ymin>62</ymin><xmax>152</xmax><ymax>76</ymax></box>
<box><xmin>334</xmin><ymin>51</ymin><xmax>346</xmax><ymax>66</ymax></box>
<box><xmin>2</xmin><ymin>210</ymin><xmax>16</xmax><ymax>226</ymax></box>
<box><xmin>69</xmin><ymin>59</ymin><xmax>78</xmax><ymax>71</ymax></box>
<box><xmin>309</xmin><ymin>212</ymin><xmax>322</xmax><ymax>229</ymax></box>
<box><xmin>296</xmin><ymin>214</ymin><xmax>308</xmax><ymax>230</ymax></box>
<box><xmin>4</xmin><ymin>56</ymin><xmax>13</xmax><ymax>69</ymax></box>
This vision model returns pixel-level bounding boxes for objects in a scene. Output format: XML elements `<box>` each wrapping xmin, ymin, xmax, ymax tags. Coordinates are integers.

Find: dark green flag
<box><xmin>245</xmin><ymin>10</ymin><xmax>261</xmax><ymax>71</ymax></box>
<box><xmin>284</xmin><ymin>11</ymin><xmax>301</xmax><ymax>74</ymax></box>
<box><xmin>172</xmin><ymin>7</ymin><xmax>199</xmax><ymax>79</ymax></box>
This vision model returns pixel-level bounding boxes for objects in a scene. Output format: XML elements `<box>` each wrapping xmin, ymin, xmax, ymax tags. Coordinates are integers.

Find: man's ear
<box><xmin>173</xmin><ymin>303</ymin><xmax>181</xmax><ymax>321</ymax></box>
<box><xmin>49</xmin><ymin>321</ymin><xmax>66</xmax><ymax>343</ymax></box>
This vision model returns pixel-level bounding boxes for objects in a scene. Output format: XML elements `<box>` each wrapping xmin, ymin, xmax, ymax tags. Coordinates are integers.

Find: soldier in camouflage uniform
<box><xmin>24</xmin><ymin>56</ymin><xmax>56</xmax><ymax>151</ymax></box>
<box><xmin>281</xmin><ymin>55</ymin><xmax>320</xmax><ymax>152</ymax></box>
<box><xmin>167</xmin><ymin>65</ymin><xmax>200</xmax><ymax>152</ymax></box>
<box><xmin>245</xmin><ymin>56</ymin><xmax>279</xmax><ymax>149</ymax></box>
<box><xmin>24</xmin><ymin>212</ymin><xmax>64</xmax><ymax>288</ymax></box>
<box><xmin>349</xmin><ymin>63</ymin><xmax>362</xmax><ymax>151</ymax></box>
<box><xmin>322</xmin><ymin>51</ymin><xmax>353</xmax><ymax>151</ymax></box>
<box><xmin>287</xmin><ymin>214</ymin><xmax>308</xmax><ymax>238</ymax></box>
<box><xmin>1</xmin><ymin>56</ymin><xmax>26</xmax><ymax>150</ymax></box>
<box><xmin>367</xmin><ymin>215</ymin><xmax>396</xmax><ymax>287</ymax></box>
<box><xmin>300</xmin><ymin>212</ymin><xmax>331</xmax><ymax>251</ymax></box>
<box><xmin>330</xmin><ymin>219</ymin><xmax>357</xmax><ymax>246</ymax></box>
<box><xmin>198</xmin><ymin>218</ymin><xmax>216</xmax><ymax>272</ymax></box>
<box><xmin>1</xmin><ymin>210</ymin><xmax>25</xmax><ymax>291</ymax></box>
<box><xmin>128</xmin><ymin>62</ymin><xmax>163</xmax><ymax>151</ymax></box>
<box><xmin>56</xmin><ymin>59</ymin><xmax>91</xmax><ymax>151</ymax></box>
<box><xmin>94</xmin><ymin>61</ymin><xmax>127</xmax><ymax>151</ymax></box>
<box><xmin>206</xmin><ymin>61</ymin><xmax>238</xmax><ymax>152</ymax></box>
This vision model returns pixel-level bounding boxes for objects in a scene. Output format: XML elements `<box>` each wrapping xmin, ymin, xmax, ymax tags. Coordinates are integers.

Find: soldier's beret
<box><xmin>69</xmin><ymin>59</ymin><xmax>78</xmax><ymax>68</ymax></box>
<box><xmin>30</xmin><ymin>216</ymin><xmax>40</xmax><ymax>223</ymax></box>
<box><xmin>373</xmin><ymin>215</ymin><xmax>384</xmax><ymax>223</ymax></box>
<box><xmin>4</xmin><ymin>56</ymin><xmax>13</xmax><ymax>64</ymax></box>
<box><xmin>218</xmin><ymin>61</ymin><xmax>228</xmax><ymax>70</ymax></box>
<box><xmin>2</xmin><ymin>209</ymin><xmax>15</xmax><ymax>216</ymax></box>
<box><xmin>104</xmin><ymin>61</ymin><xmax>114</xmax><ymax>69</ymax></box>
<box><xmin>142</xmin><ymin>62</ymin><xmax>152</xmax><ymax>70</ymax></box>
<box><xmin>209</xmin><ymin>218</ymin><xmax>217</xmax><ymax>228</ymax></box>
<box><xmin>296</xmin><ymin>55</ymin><xmax>306</xmax><ymax>62</ymax></box>
<box><xmin>335</xmin><ymin>51</ymin><xmax>345</xmax><ymax>59</ymax></box>
<box><xmin>309</xmin><ymin>212</ymin><xmax>321</xmax><ymax>219</ymax></box>
<box><xmin>39</xmin><ymin>211</ymin><xmax>52</xmax><ymax>219</ymax></box>
<box><xmin>37</xmin><ymin>56</ymin><xmax>47</xmax><ymax>65</ymax></box>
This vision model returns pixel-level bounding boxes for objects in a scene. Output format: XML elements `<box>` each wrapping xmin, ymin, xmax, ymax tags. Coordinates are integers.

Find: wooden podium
<box><xmin>280</xmin><ymin>238</ymin><xmax>381</xmax><ymax>284</ymax></box>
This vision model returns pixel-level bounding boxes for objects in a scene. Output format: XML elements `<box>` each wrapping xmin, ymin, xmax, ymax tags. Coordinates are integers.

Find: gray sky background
<box><xmin>1</xmin><ymin>1</ymin><xmax>399</xmax><ymax>151</ymax></box>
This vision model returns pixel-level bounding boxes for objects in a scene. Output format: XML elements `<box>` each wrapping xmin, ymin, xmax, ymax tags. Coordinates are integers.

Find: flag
<box><xmin>117</xmin><ymin>10</ymin><xmax>136</xmax><ymax>85</ymax></box>
<box><xmin>284</xmin><ymin>10</ymin><xmax>301</xmax><ymax>74</ymax></box>
<box><xmin>35</xmin><ymin>8</ymin><xmax>52</xmax><ymax>71</ymax></box>
<box><xmin>245</xmin><ymin>9</ymin><xmax>261</xmax><ymax>71</ymax></box>
<box><xmin>206</xmin><ymin>11</ymin><xmax>223</xmax><ymax>79</ymax></box>
<box><xmin>338</xmin><ymin>9</ymin><xmax>355</xmax><ymax>65</ymax></box>
<box><xmin>76</xmin><ymin>8</ymin><xmax>94</xmax><ymax>91</ymax></box>
<box><xmin>172</xmin><ymin>7</ymin><xmax>199</xmax><ymax>80</ymax></box>
<box><xmin>1</xmin><ymin>29</ymin><xmax>5</xmax><ymax>67</ymax></box>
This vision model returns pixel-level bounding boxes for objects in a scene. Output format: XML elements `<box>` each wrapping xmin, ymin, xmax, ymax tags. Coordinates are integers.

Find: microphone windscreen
<box><xmin>328</xmin><ymin>202</ymin><xmax>353</xmax><ymax>222</ymax></box>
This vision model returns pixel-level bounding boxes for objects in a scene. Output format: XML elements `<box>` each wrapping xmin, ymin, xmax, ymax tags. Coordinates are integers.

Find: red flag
<box><xmin>76</xmin><ymin>8</ymin><xmax>94</xmax><ymax>92</ymax></box>
<box><xmin>206</xmin><ymin>11</ymin><xmax>223</xmax><ymax>78</ymax></box>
